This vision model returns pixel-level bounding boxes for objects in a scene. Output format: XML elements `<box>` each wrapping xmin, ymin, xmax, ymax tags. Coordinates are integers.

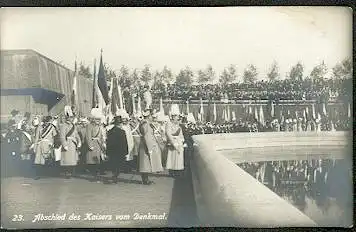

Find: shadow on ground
<box><xmin>167</xmin><ymin>166</ymin><xmax>198</xmax><ymax>227</ymax></box>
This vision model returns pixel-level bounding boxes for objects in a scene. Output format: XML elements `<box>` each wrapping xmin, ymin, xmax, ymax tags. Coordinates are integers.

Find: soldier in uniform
<box><xmin>2</xmin><ymin>120</ymin><xmax>22</xmax><ymax>177</ymax></box>
<box><xmin>59</xmin><ymin>106</ymin><xmax>82</xmax><ymax>178</ymax></box>
<box><xmin>106</xmin><ymin>115</ymin><xmax>128</xmax><ymax>183</ymax></box>
<box><xmin>33</xmin><ymin>116</ymin><xmax>57</xmax><ymax>179</ymax></box>
<box><xmin>85</xmin><ymin>110</ymin><xmax>106</xmax><ymax>182</ymax></box>
<box><xmin>138</xmin><ymin>108</ymin><xmax>163</xmax><ymax>185</ymax></box>
<box><xmin>76</xmin><ymin>118</ymin><xmax>89</xmax><ymax>174</ymax></box>
<box><xmin>152</xmin><ymin>111</ymin><xmax>168</xmax><ymax>168</ymax></box>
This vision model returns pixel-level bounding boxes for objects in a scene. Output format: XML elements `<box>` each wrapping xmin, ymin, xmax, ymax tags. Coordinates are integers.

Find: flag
<box><xmin>91</xmin><ymin>59</ymin><xmax>97</xmax><ymax>108</ymax></box>
<box><xmin>254</xmin><ymin>106</ymin><xmax>258</xmax><ymax>121</ymax></box>
<box><xmin>295</xmin><ymin>110</ymin><xmax>298</xmax><ymax>119</ymax></box>
<box><xmin>322</xmin><ymin>103</ymin><xmax>327</xmax><ymax>115</ymax></box>
<box><xmin>117</xmin><ymin>80</ymin><xmax>123</xmax><ymax>109</ymax></box>
<box><xmin>305</xmin><ymin>106</ymin><xmax>309</xmax><ymax>119</ymax></box>
<box><xmin>132</xmin><ymin>94</ymin><xmax>136</xmax><ymax>115</ymax></box>
<box><xmin>97</xmin><ymin>51</ymin><xmax>109</xmax><ymax>105</ymax></box>
<box><xmin>271</xmin><ymin>101</ymin><xmax>275</xmax><ymax>117</ymax></box>
<box><xmin>108</xmin><ymin>77</ymin><xmax>114</xmax><ymax>103</ymax></box>
<box><xmin>206</xmin><ymin>101</ymin><xmax>212</xmax><ymax>122</ymax></box>
<box><xmin>232</xmin><ymin>111</ymin><xmax>236</xmax><ymax>121</ymax></box>
<box><xmin>312</xmin><ymin>104</ymin><xmax>316</xmax><ymax>119</ymax></box>
<box><xmin>259</xmin><ymin>105</ymin><xmax>265</xmax><ymax>126</ymax></box>
<box><xmin>198</xmin><ymin>113</ymin><xmax>202</xmax><ymax>122</ymax></box>
<box><xmin>159</xmin><ymin>98</ymin><xmax>164</xmax><ymax>112</ymax></box>
<box><xmin>186</xmin><ymin>100</ymin><xmax>190</xmax><ymax>114</ymax></box>
<box><xmin>137</xmin><ymin>96</ymin><xmax>142</xmax><ymax>115</ymax></box>
<box><xmin>199</xmin><ymin>98</ymin><xmax>204</xmax><ymax>122</ymax></box>
<box><xmin>348</xmin><ymin>103</ymin><xmax>351</xmax><ymax>118</ymax></box>
<box><xmin>303</xmin><ymin>109</ymin><xmax>306</xmax><ymax>120</ymax></box>
<box><xmin>70</xmin><ymin>60</ymin><xmax>78</xmax><ymax>112</ymax></box>
<box><xmin>94</xmin><ymin>79</ymin><xmax>106</xmax><ymax>114</ymax></box>
<box><xmin>213</xmin><ymin>102</ymin><xmax>217</xmax><ymax>122</ymax></box>
<box><xmin>249</xmin><ymin>105</ymin><xmax>252</xmax><ymax>115</ymax></box>
<box><xmin>110</xmin><ymin>78</ymin><xmax>120</xmax><ymax>115</ymax></box>
<box><xmin>92</xmin><ymin>58</ymin><xmax>106</xmax><ymax>114</ymax></box>
<box><xmin>227</xmin><ymin>105</ymin><xmax>231</xmax><ymax>122</ymax></box>
<box><xmin>222</xmin><ymin>107</ymin><xmax>227</xmax><ymax>122</ymax></box>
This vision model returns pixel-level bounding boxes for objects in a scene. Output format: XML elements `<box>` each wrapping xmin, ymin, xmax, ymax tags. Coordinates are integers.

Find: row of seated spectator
<box><xmin>146</xmin><ymin>78</ymin><xmax>352</xmax><ymax>101</ymax></box>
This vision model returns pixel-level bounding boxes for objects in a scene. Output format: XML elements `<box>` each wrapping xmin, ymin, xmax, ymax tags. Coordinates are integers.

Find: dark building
<box><xmin>1</xmin><ymin>49</ymin><xmax>93</xmax><ymax>122</ymax></box>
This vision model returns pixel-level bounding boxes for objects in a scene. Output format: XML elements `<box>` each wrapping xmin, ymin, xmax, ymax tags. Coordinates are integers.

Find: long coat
<box><xmin>34</xmin><ymin>124</ymin><xmax>57</xmax><ymax>165</ymax></box>
<box><xmin>152</xmin><ymin>122</ymin><xmax>168</xmax><ymax>166</ymax></box>
<box><xmin>59</xmin><ymin>122</ymin><xmax>81</xmax><ymax>166</ymax></box>
<box><xmin>138</xmin><ymin>120</ymin><xmax>163</xmax><ymax>173</ymax></box>
<box><xmin>165</xmin><ymin>122</ymin><xmax>184</xmax><ymax>170</ymax></box>
<box><xmin>106</xmin><ymin>126</ymin><xmax>128</xmax><ymax>169</ymax></box>
<box><xmin>86</xmin><ymin>123</ymin><xmax>106</xmax><ymax>165</ymax></box>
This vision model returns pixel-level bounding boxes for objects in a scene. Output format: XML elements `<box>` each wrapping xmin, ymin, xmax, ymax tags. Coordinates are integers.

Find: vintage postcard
<box><xmin>0</xmin><ymin>7</ymin><xmax>353</xmax><ymax>229</ymax></box>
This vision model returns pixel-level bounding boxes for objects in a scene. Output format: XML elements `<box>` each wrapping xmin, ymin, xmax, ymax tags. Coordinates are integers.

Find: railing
<box><xmin>189</xmin><ymin>132</ymin><xmax>351</xmax><ymax>227</ymax></box>
<box><xmin>151</xmin><ymin>99</ymin><xmax>348</xmax><ymax>105</ymax></box>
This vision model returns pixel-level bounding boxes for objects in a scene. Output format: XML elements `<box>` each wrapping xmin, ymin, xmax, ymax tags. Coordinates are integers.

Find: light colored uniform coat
<box><xmin>85</xmin><ymin>123</ymin><xmax>106</xmax><ymax>164</ymax></box>
<box><xmin>59</xmin><ymin>122</ymin><xmax>81</xmax><ymax>166</ymax></box>
<box><xmin>33</xmin><ymin>124</ymin><xmax>57</xmax><ymax>165</ymax></box>
<box><xmin>138</xmin><ymin>120</ymin><xmax>163</xmax><ymax>173</ymax></box>
<box><xmin>165</xmin><ymin>121</ymin><xmax>184</xmax><ymax>170</ymax></box>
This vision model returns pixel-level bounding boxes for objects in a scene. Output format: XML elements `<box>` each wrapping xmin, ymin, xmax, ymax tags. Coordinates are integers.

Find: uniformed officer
<box><xmin>59</xmin><ymin>106</ymin><xmax>82</xmax><ymax>178</ymax></box>
<box><xmin>85</xmin><ymin>109</ymin><xmax>106</xmax><ymax>182</ymax></box>
<box><xmin>138</xmin><ymin>108</ymin><xmax>163</xmax><ymax>185</ymax></box>
<box><xmin>33</xmin><ymin>116</ymin><xmax>57</xmax><ymax>179</ymax></box>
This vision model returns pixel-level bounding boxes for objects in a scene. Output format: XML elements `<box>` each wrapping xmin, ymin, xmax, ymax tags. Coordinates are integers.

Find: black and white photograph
<box><xmin>0</xmin><ymin>7</ymin><xmax>353</xmax><ymax>228</ymax></box>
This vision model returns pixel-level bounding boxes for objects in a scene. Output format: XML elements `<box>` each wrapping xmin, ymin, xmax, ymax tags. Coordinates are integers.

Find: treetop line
<box><xmin>77</xmin><ymin>58</ymin><xmax>352</xmax><ymax>86</ymax></box>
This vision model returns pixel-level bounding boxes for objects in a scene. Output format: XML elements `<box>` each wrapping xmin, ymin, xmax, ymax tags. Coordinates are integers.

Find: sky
<box><xmin>0</xmin><ymin>7</ymin><xmax>352</xmax><ymax>82</ymax></box>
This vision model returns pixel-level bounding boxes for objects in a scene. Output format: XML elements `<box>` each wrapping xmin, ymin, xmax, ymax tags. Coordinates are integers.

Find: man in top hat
<box><xmin>138</xmin><ymin>108</ymin><xmax>163</xmax><ymax>185</ymax></box>
<box><xmin>59</xmin><ymin>106</ymin><xmax>82</xmax><ymax>178</ymax></box>
<box><xmin>106</xmin><ymin>115</ymin><xmax>128</xmax><ymax>183</ymax></box>
<box><xmin>85</xmin><ymin>109</ymin><xmax>106</xmax><ymax>182</ymax></box>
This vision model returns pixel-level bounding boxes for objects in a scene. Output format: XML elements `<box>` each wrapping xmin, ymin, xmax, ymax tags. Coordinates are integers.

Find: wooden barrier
<box><xmin>189</xmin><ymin>131</ymin><xmax>350</xmax><ymax>227</ymax></box>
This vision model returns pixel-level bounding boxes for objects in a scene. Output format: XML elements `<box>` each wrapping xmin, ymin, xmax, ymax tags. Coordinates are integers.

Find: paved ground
<box><xmin>1</xmin><ymin>170</ymin><xmax>198</xmax><ymax>229</ymax></box>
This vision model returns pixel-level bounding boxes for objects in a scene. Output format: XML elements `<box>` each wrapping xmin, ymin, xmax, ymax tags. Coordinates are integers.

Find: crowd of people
<box><xmin>1</xmin><ymin>98</ymin><xmax>351</xmax><ymax>184</ymax></box>
<box><xmin>1</xmin><ymin>105</ymin><xmax>190</xmax><ymax>185</ymax></box>
<box><xmin>150</xmin><ymin>78</ymin><xmax>352</xmax><ymax>102</ymax></box>
<box><xmin>237</xmin><ymin>158</ymin><xmax>352</xmax><ymax>212</ymax></box>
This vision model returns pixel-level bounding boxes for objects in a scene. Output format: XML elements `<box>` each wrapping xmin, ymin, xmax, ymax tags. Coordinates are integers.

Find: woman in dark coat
<box><xmin>106</xmin><ymin>116</ymin><xmax>128</xmax><ymax>183</ymax></box>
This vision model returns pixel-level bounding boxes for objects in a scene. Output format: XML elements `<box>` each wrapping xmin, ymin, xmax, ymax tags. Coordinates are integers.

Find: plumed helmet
<box><xmin>156</xmin><ymin>111</ymin><xmax>166</xmax><ymax>122</ymax></box>
<box><xmin>64</xmin><ymin>105</ymin><xmax>74</xmax><ymax>118</ymax></box>
<box><xmin>116</xmin><ymin>108</ymin><xmax>129</xmax><ymax>119</ymax></box>
<box><xmin>90</xmin><ymin>108</ymin><xmax>104</xmax><ymax>120</ymax></box>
